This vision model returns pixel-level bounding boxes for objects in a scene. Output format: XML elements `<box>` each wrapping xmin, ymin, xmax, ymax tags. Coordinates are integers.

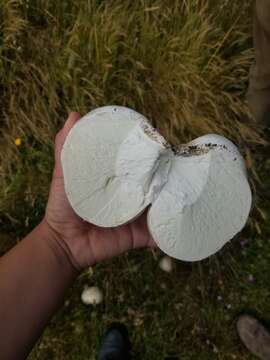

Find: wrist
<box><xmin>38</xmin><ymin>219</ymin><xmax>81</xmax><ymax>276</ymax></box>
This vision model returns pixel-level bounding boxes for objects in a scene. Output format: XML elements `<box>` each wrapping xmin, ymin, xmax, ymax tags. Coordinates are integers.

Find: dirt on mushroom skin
<box><xmin>141</xmin><ymin>121</ymin><xmax>171</xmax><ymax>149</ymax></box>
<box><xmin>173</xmin><ymin>143</ymin><xmax>229</xmax><ymax>157</ymax></box>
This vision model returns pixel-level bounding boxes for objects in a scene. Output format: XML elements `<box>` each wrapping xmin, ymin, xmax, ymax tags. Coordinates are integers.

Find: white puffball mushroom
<box><xmin>148</xmin><ymin>134</ymin><xmax>251</xmax><ymax>261</ymax></box>
<box><xmin>62</xmin><ymin>106</ymin><xmax>171</xmax><ymax>227</ymax></box>
<box><xmin>62</xmin><ymin>106</ymin><xmax>252</xmax><ymax>262</ymax></box>
<box><xmin>81</xmin><ymin>286</ymin><xmax>103</xmax><ymax>305</ymax></box>
<box><xmin>159</xmin><ymin>256</ymin><xmax>173</xmax><ymax>273</ymax></box>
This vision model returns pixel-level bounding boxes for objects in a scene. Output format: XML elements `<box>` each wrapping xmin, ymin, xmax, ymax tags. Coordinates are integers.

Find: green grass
<box><xmin>0</xmin><ymin>0</ymin><xmax>265</xmax><ymax>225</ymax></box>
<box><xmin>0</xmin><ymin>0</ymin><xmax>270</xmax><ymax>359</ymax></box>
<box><xmin>27</xmin><ymin>217</ymin><xmax>270</xmax><ymax>360</ymax></box>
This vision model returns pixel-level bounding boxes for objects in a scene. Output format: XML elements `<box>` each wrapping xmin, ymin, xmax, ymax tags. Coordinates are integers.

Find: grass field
<box><xmin>1</xmin><ymin>0</ymin><xmax>270</xmax><ymax>359</ymax></box>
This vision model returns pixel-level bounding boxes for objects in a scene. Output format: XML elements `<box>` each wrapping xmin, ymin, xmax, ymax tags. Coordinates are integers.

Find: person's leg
<box><xmin>237</xmin><ymin>314</ymin><xmax>270</xmax><ymax>359</ymax></box>
<box><xmin>97</xmin><ymin>323</ymin><xmax>131</xmax><ymax>360</ymax></box>
<box><xmin>247</xmin><ymin>0</ymin><xmax>270</xmax><ymax>128</ymax></box>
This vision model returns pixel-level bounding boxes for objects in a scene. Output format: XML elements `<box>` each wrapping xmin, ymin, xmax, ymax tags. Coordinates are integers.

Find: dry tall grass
<box><xmin>0</xmin><ymin>0</ymin><xmax>263</xmax><ymax>228</ymax></box>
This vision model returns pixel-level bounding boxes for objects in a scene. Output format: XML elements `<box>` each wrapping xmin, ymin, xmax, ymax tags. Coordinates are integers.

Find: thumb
<box><xmin>54</xmin><ymin>112</ymin><xmax>81</xmax><ymax>178</ymax></box>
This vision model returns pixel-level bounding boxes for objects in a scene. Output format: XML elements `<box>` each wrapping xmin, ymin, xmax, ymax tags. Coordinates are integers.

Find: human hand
<box><xmin>44</xmin><ymin>112</ymin><xmax>155</xmax><ymax>271</ymax></box>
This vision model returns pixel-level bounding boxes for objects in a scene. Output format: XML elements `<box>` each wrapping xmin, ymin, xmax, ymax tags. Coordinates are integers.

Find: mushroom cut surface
<box><xmin>62</xmin><ymin>106</ymin><xmax>252</xmax><ymax>261</ymax></box>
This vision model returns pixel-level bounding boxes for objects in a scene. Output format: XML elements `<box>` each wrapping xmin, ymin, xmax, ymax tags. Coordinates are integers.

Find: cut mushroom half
<box><xmin>61</xmin><ymin>106</ymin><xmax>252</xmax><ymax>261</ymax></box>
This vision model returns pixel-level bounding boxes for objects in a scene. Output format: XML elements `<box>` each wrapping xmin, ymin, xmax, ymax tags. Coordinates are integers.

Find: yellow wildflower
<box><xmin>14</xmin><ymin>138</ymin><xmax>22</xmax><ymax>146</ymax></box>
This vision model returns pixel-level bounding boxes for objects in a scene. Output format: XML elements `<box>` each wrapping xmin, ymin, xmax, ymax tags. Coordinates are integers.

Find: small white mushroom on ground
<box><xmin>81</xmin><ymin>286</ymin><xmax>103</xmax><ymax>305</ymax></box>
<box><xmin>62</xmin><ymin>106</ymin><xmax>252</xmax><ymax>261</ymax></box>
<box><xmin>159</xmin><ymin>256</ymin><xmax>173</xmax><ymax>273</ymax></box>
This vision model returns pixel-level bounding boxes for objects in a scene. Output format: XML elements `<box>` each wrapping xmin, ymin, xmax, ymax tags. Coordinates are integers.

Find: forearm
<box><xmin>0</xmin><ymin>220</ymin><xmax>78</xmax><ymax>360</ymax></box>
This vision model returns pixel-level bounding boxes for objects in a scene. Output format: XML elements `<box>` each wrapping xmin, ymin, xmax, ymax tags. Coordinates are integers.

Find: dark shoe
<box><xmin>97</xmin><ymin>323</ymin><xmax>131</xmax><ymax>360</ymax></box>
<box><xmin>237</xmin><ymin>314</ymin><xmax>270</xmax><ymax>359</ymax></box>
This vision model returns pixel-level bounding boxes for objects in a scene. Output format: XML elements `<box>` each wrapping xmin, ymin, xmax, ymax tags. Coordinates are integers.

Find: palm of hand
<box><xmin>45</xmin><ymin>113</ymin><xmax>153</xmax><ymax>270</ymax></box>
